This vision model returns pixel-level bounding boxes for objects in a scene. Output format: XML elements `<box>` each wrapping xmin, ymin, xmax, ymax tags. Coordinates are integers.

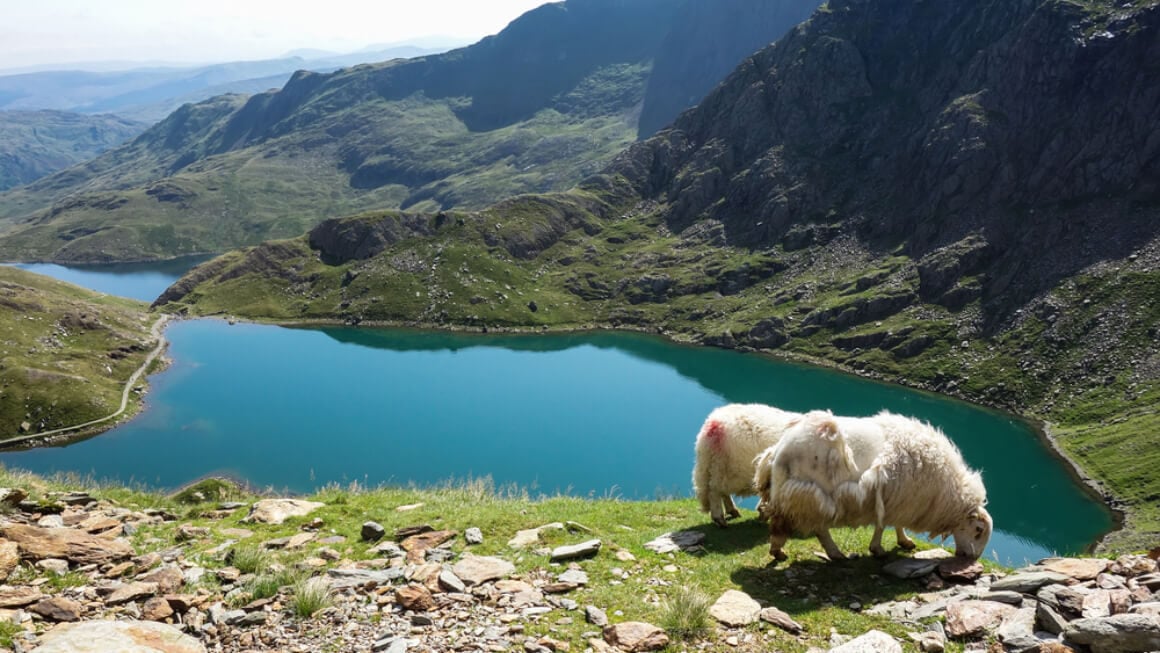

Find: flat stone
<box><xmin>759</xmin><ymin>606</ymin><xmax>804</xmax><ymax>634</ymax></box>
<box><xmin>242</xmin><ymin>499</ymin><xmax>325</xmax><ymax>525</ymax></box>
<box><xmin>1042</xmin><ymin>557</ymin><xmax>1111</xmax><ymax>581</ymax></box>
<box><xmin>508</xmin><ymin>523</ymin><xmax>564</xmax><ymax>548</ymax></box>
<box><xmin>401</xmin><ymin>530</ymin><xmax>456</xmax><ymax>563</ymax></box>
<box><xmin>139</xmin><ymin>566</ymin><xmax>185</xmax><ymax>595</ymax></box>
<box><xmin>325</xmin><ymin>567</ymin><xmax>405</xmax><ymax>588</ymax></box>
<box><xmin>370</xmin><ymin>540</ymin><xmax>405</xmax><ymax>558</ymax></box>
<box><xmin>373</xmin><ymin>637</ymin><xmax>412</xmax><ymax>653</ymax></box>
<box><xmin>0</xmin><ymin>487</ymin><xmax>28</xmax><ymax>508</ymax></box>
<box><xmin>106</xmin><ymin>581</ymin><xmax>159</xmax><ymax>605</ymax></box>
<box><xmin>163</xmin><ymin>595</ymin><xmax>195</xmax><ymax>613</ymax></box>
<box><xmin>1112</xmin><ymin>555</ymin><xmax>1158</xmax><ymax>577</ymax></box>
<box><xmin>914</xmin><ymin>548</ymin><xmax>954</xmax><ymax>560</ymax></box>
<box><xmin>31</xmin><ymin>597</ymin><xmax>83</xmax><ymax>622</ymax></box>
<box><xmin>38</xmin><ymin>559</ymin><xmax>70</xmax><ymax>576</ymax></box>
<box><xmin>465</xmin><ymin>527</ymin><xmax>483</xmax><ymax>545</ymax></box>
<box><xmin>938</xmin><ymin>558</ymin><xmax>984</xmax><ymax>583</ymax></box>
<box><xmin>883</xmin><ymin>558</ymin><xmax>940</xmax><ymax>579</ymax></box>
<box><xmin>550</xmin><ymin>539</ymin><xmax>601</xmax><ymax>562</ymax></box>
<box><xmin>452</xmin><ymin>554</ymin><xmax>515</xmax><ymax>586</ymax></box>
<box><xmin>1036</xmin><ymin>601</ymin><xmax>1070</xmax><ymax>635</ymax></box>
<box><xmin>142</xmin><ymin>597</ymin><xmax>174</xmax><ymax>621</ymax></box>
<box><xmin>990</xmin><ymin>571</ymin><xmax>1070</xmax><ymax>594</ymax></box>
<box><xmin>31</xmin><ymin>620</ymin><xmax>205</xmax><ymax>652</ymax></box>
<box><xmin>558</xmin><ymin>569</ymin><xmax>589</xmax><ymax>586</ymax></box>
<box><xmin>908</xmin><ymin>630</ymin><xmax>945</xmax><ymax>653</ymax></box>
<box><xmin>438</xmin><ymin>569</ymin><xmax>467</xmax><ymax>594</ymax></box>
<box><xmin>0</xmin><ymin>540</ymin><xmax>19</xmax><ymax>582</ymax></box>
<box><xmin>1064</xmin><ymin>614</ymin><xmax>1160</xmax><ymax>653</ymax></box>
<box><xmin>945</xmin><ymin>600</ymin><xmax>1017</xmax><ymax>638</ymax></box>
<box><xmin>710</xmin><ymin>589</ymin><xmax>761</xmax><ymax>627</ymax></box>
<box><xmin>643</xmin><ymin>530</ymin><xmax>706</xmax><ymax>554</ymax></box>
<box><xmin>585</xmin><ymin>605</ymin><xmax>609</xmax><ymax>627</ymax></box>
<box><xmin>0</xmin><ymin>586</ymin><xmax>45</xmax><ymax>607</ymax></box>
<box><xmin>1130</xmin><ymin>602</ymin><xmax>1160</xmax><ymax>617</ymax></box>
<box><xmin>997</xmin><ymin>607</ymin><xmax>1037</xmax><ymax>648</ymax></box>
<box><xmin>395</xmin><ymin>503</ymin><xmax>424</xmax><ymax>512</ymax></box>
<box><xmin>829</xmin><ymin>630</ymin><xmax>902</xmax><ymax>653</ymax></box>
<box><xmin>0</xmin><ymin>524</ymin><xmax>133</xmax><ymax>565</ymax></box>
<box><xmin>980</xmin><ymin>591</ymin><xmax>1024</xmax><ymax>606</ymax></box>
<box><xmin>285</xmin><ymin>532</ymin><xmax>315</xmax><ymax>549</ymax></box>
<box><xmin>602</xmin><ymin>622</ymin><xmax>669</xmax><ymax>652</ymax></box>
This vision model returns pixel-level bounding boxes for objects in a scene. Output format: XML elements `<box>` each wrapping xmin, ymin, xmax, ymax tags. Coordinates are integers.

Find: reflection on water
<box><xmin>0</xmin><ymin>320</ymin><xmax>1112</xmax><ymax>566</ymax></box>
<box><xmin>11</xmin><ymin>255</ymin><xmax>213</xmax><ymax>302</ymax></box>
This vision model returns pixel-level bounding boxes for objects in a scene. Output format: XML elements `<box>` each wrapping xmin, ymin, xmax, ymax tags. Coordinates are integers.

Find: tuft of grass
<box><xmin>0</xmin><ymin>620</ymin><xmax>23</xmax><ymax>649</ymax></box>
<box><xmin>291</xmin><ymin>576</ymin><xmax>334</xmax><ymax>618</ymax></box>
<box><xmin>660</xmin><ymin>585</ymin><xmax>713</xmax><ymax>641</ymax></box>
<box><xmin>227</xmin><ymin>546</ymin><xmax>270</xmax><ymax>575</ymax></box>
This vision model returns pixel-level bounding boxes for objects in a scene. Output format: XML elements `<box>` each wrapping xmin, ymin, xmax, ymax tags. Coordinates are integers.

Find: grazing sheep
<box><xmin>693</xmin><ymin>403</ymin><xmax>800</xmax><ymax>527</ymax></box>
<box><xmin>756</xmin><ymin>409</ymin><xmax>992</xmax><ymax>561</ymax></box>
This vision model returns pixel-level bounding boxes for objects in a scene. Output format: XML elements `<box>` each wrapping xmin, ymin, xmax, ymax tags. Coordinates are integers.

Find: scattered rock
<box><xmin>438</xmin><ymin>569</ymin><xmax>466</xmax><ymax>594</ymax></box>
<box><xmin>37</xmin><ymin>558</ymin><xmax>70</xmax><ymax>576</ymax></box>
<box><xmin>1037</xmin><ymin>601</ymin><xmax>1070</xmax><ymax>635</ymax></box>
<box><xmin>0</xmin><ymin>487</ymin><xmax>28</xmax><ymax>508</ymax></box>
<box><xmin>946</xmin><ymin>600</ymin><xmax>1017</xmax><ymax>638</ymax></box>
<box><xmin>395</xmin><ymin>503</ymin><xmax>424</xmax><ymax>512</ymax></box>
<box><xmin>105</xmin><ymin>582</ymin><xmax>158</xmax><ymax>606</ymax></box>
<box><xmin>509</xmin><ymin>523</ymin><xmax>564</xmax><ymax>548</ymax></box>
<box><xmin>142</xmin><ymin>597</ymin><xmax>174</xmax><ymax>621</ymax></box>
<box><xmin>980</xmin><ymin>591</ymin><xmax>1024</xmax><ymax>606</ymax></box>
<box><xmin>31</xmin><ymin>597</ymin><xmax>83</xmax><ymax>622</ymax></box>
<box><xmin>31</xmin><ymin>619</ymin><xmax>205</xmax><ymax>653</ymax></box>
<box><xmin>759</xmin><ymin>606</ymin><xmax>804</xmax><ymax>634</ymax></box>
<box><xmin>586</xmin><ymin>605</ymin><xmax>609</xmax><ymax>627</ymax></box>
<box><xmin>0</xmin><ymin>539</ymin><xmax>19</xmax><ymax>581</ymax></box>
<box><xmin>914</xmin><ymin>549</ymin><xmax>955</xmax><ymax>560</ymax></box>
<box><xmin>710</xmin><ymin>589</ymin><xmax>761</xmax><ymax>627</ymax></box>
<box><xmin>139</xmin><ymin>566</ymin><xmax>185</xmax><ymax>595</ymax></box>
<box><xmin>361</xmin><ymin>522</ymin><xmax>386</xmax><ymax>542</ymax></box>
<box><xmin>602</xmin><ymin>622</ymin><xmax>669</xmax><ymax>652</ymax></box>
<box><xmin>1043</xmin><ymin>557</ymin><xmax>1111</xmax><ymax>581</ymax></box>
<box><xmin>242</xmin><ymin>499</ymin><xmax>325</xmax><ymax>525</ymax></box>
<box><xmin>996</xmin><ymin>607</ymin><xmax>1038</xmax><ymax>651</ymax></box>
<box><xmin>401</xmin><ymin>530</ymin><xmax>456</xmax><ymax>563</ymax></box>
<box><xmin>174</xmin><ymin>524</ymin><xmax>209</xmax><ymax>542</ymax></box>
<box><xmin>908</xmin><ymin>629</ymin><xmax>945</xmax><ymax>653</ymax></box>
<box><xmin>883</xmin><ymin>558</ymin><xmax>940</xmax><ymax>579</ymax></box>
<box><xmin>0</xmin><ymin>524</ymin><xmax>133</xmax><ymax>565</ymax></box>
<box><xmin>550</xmin><ymin>540</ymin><xmax>601</xmax><ymax>562</ymax></box>
<box><xmin>325</xmin><ymin>567</ymin><xmax>405</xmax><ymax>589</ymax></box>
<box><xmin>643</xmin><ymin>531</ymin><xmax>705</xmax><ymax>554</ymax></box>
<box><xmin>465</xmin><ymin>527</ymin><xmax>483</xmax><ymax>545</ymax></box>
<box><xmin>938</xmin><ymin>558</ymin><xmax>984</xmax><ymax>583</ymax></box>
<box><xmin>829</xmin><ymin>630</ymin><xmax>902</xmax><ymax>653</ymax></box>
<box><xmin>990</xmin><ymin>571</ymin><xmax>1069</xmax><ymax>594</ymax></box>
<box><xmin>452</xmin><ymin>555</ymin><xmax>515</xmax><ymax>586</ymax></box>
<box><xmin>395</xmin><ymin>583</ymin><xmax>435</xmax><ymax>612</ymax></box>
<box><xmin>0</xmin><ymin>586</ymin><xmax>45</xmax><ymax>607</ymax></box>
<box><xmin>1064</xmin><ymin>614</ymin><xmax>1160</xmax><ymax>653</ymax></box>
<box><xmin>559</xmin><ymin>569</ymin><xmax>589</xmax><ymax>586</ymax></box>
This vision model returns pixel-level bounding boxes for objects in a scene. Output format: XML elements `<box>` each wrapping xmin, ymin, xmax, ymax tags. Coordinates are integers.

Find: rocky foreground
<box><xmin>0</xmin><ymin>485</ymin><xmax>1156</xmax><ymax>653</ymax></box>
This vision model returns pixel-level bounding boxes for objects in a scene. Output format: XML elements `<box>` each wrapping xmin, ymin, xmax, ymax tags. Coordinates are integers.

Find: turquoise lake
<box><xmin>0</xmin><ymin>263</ymin><xmax>1115</xmax><ymax>566</ymax></box>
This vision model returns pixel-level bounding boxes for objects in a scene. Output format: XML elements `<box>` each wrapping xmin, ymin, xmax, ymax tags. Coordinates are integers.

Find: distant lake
<box><xmin>11</xmin><ymin>255</ymin><xmax>213</xmax><ymax>302</ymax></box>
<box><xmin>4</xmin><ymin>263</ymin><xmax>1114</xmax><ymax>566</ymax></box>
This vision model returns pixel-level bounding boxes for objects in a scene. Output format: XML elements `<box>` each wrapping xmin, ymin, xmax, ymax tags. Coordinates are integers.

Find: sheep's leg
<box><xmin>709</xmin><ymin>493</ymin><xmax>729</xmax><ymax>528</ymax></box>
<box><xmin>817</xmin><ymin>529</ymin><xmax>847</xmax><ymax>560</ymax></box>
<box><xmin>869</xmin><ymin>525</ymin><xmax>887</xmax><ymax>557</ymax></box>
<box><xmin>723</xmin><ymin>495</ymin><xmax>742</xmax><ymax>521</ymax></box>
<box><xmin>767</xmin><ymin>514</ymin><xmax>790</xmax><ymax>561</ymax></box>
<box><xmin>895</xmin><ymin>527</ymin><xmax>916</xmax><ymax>551</ymax></box>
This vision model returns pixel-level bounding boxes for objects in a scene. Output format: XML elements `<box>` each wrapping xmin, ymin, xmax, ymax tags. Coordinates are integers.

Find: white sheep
<box><xmin>755</xmin><ymin>409</ymin><xmax>992</xmax><ymax>561</ymax></box>
<box><xmin>692</xmin><ymin>403</ymin><xmax>800</xmax><ymax>527</ymax></box>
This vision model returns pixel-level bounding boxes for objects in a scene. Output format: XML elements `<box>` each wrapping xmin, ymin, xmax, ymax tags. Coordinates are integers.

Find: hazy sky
<box><xmin>1</xmin><ymin>0</ymin><xmax>551</xmax><ymax>71</ymax></box>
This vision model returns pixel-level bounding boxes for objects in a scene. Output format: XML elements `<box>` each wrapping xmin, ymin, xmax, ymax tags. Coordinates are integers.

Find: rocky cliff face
<box><xmin>637</xmin><ymin>0</ymin><xmax>822</xmax><ymax>137</ymax></box>
<box><xmin>600</xmin><ymin>0</ymin><xmax>1160</xmax><ymax>326</ymax></box>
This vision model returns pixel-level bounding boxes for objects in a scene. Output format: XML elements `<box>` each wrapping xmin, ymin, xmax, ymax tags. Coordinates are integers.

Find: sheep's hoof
<box><xmin>712</xmin><ymin>516</ymin><xmax>729</xmax><ymax>528</ymax></box>
<box><xmin>771</xmin><ymin>548</ymin><xmax>788</xmax><ymax>561</ymax></box>
<box><xmin>870</xmin><ymin>546</ymin><xmax>888</xmax><ymax>558</ymax></box>
<box><xmin>897</xmin><ymin>539</ymin><xmax>917</xmax><ymax>551</ymax></box>
<box><xmin>726</xmin><ymin>508</ymin><xmax>742</xmax><ymax>520</ymax></box>
<box><xmin>826</xmin><ymin>550</ymin><xmax>848</xmax><ymax>561</ymax></box>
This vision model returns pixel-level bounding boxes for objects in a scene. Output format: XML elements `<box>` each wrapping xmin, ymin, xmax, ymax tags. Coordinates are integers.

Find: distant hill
<box><xmin>0</xmin><ymin>44</ymin><xmax>459</xmax><ymax>124</ymax></box>
<box><xmin>0</xmin><ymin>111</ymin><xmax>146</xmax><ymax>191</ymax></box>
<box><xmin>0</xmin><ymin>0</ymin><xmax>819</xmax><ymax>263</ymax></box>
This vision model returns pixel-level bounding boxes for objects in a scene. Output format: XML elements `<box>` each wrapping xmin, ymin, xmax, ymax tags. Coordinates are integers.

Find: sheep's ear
<box><xmin>968</xmin><ymin>510</ymin><xmax>979</xmax><ymax>520</ymax></box>
<box><xmin>817</xmin><ymin>418</ymin><xmax>841</xmax><ymax>441</ymax></box>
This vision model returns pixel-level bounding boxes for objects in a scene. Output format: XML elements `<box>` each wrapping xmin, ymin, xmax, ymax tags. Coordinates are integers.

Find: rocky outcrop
<box><xmin>308</xmin><ymin>213</ymin><xmax>437</xmax><ymax>265</ymax></box>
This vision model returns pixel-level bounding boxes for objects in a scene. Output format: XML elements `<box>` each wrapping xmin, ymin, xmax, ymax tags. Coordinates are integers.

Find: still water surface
<box><xmin>1</xmin><ymin>262</ymin><xmax>1114</xmax><ymax>565</ymax></box>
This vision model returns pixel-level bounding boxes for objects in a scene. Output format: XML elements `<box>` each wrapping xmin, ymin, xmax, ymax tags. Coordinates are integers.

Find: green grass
<box><xmin>0</xmin><ymin>267</ymin><xmax>155</xmax><ymax>438</ymax></box>
<box><xmin>0</xmin><ymin>466</ymin><xmax>994</xmax><ymax>652</ymax></box>
<box><xmin>292</xmin><ymin>576</ymin><xmax>334</xmax><ymax>618</ymax></box>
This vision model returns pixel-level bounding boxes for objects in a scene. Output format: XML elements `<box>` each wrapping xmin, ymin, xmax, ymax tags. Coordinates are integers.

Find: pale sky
<box><xmin>0</xmin><ymin>0</ymin><xmax>552</xmax><ymax>71</ymax></box>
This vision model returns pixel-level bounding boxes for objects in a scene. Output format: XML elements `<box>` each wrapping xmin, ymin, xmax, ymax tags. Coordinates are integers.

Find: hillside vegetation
<box><xmin>157</xmin><ymin>0</ymin><xmax>1160</xmax><ymax>551</ymax></box>
<box><xmin>0</xmin><ymin>0</ymin><xmax>821</xmax><ymax>263</ymax></box>
<box><xmin>0</xmin><ymin>111</ymin><xmax>145</xmax><ymax>191</ymax></box>
<box><xmin>0</xmin><ymin>266</ymin><xmax>157</xmax><ymax>438</ymax></box>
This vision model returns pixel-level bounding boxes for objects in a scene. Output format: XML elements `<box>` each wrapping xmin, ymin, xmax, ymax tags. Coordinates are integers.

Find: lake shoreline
<box><xmin>160</xmin><ymin>311</ymin><xmax>1127</xmax><ymax>553</ymax></box>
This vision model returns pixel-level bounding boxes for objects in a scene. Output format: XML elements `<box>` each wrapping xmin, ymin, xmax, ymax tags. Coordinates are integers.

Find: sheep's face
<box><xmin>952</xmin><ymin>507</ymin><xmax>993</xmax><ymax>559</ymax></box>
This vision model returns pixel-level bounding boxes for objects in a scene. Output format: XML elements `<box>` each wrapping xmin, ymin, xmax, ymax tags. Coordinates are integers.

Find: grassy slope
<box><xmin>0</xmin><ymin>468</ymin><xmax>998</xmax><ymax>653</ymax></box>
<box><xmin>0</xmin><ymin>111</ymin><xmax>146</xmax><ymax>192</ymax></box>
<box><xmin>0</xmin><ymin>266</ymin><xmax>156</xmax><ymax>437</ymax></box>
<box><xmin>159</xmin><ymin>198</ymin><xmax>1159</xmax><ymax>552</ymax></box>
<box><xmin>0</xmin><ymin>75</ymin><xmax>645</xmax><ymax>263</ymax></box>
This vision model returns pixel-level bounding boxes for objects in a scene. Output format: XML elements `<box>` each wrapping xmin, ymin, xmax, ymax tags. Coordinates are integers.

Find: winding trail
<box><xmin>1</xmin><ymin>315</ymin><xmax>169</xmax><ymax>447</ymax></box>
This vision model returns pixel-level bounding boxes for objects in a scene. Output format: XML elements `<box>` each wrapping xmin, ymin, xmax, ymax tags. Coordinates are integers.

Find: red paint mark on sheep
<box><xmin>704</xmin><ymin>420</ymin><xmax>726</xmax><ymax>452</ymax></box>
